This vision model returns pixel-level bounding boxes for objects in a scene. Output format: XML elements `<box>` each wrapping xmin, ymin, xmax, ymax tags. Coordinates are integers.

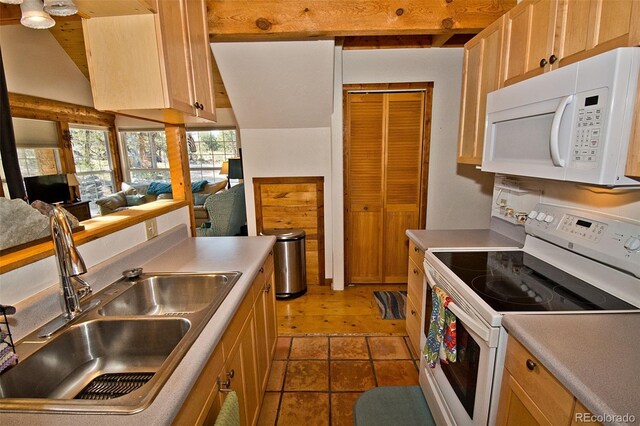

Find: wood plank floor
<box><xmin>276</xmin><ymin>284</ymin><xmax>408</xmax><ymax>336</ymax></box>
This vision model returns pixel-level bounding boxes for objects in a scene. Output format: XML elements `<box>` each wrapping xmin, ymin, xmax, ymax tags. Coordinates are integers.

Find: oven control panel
<box><xmin>526</xmin><ymin>203</ymin><xmax>640</xmax><ymax>278</ymax></box>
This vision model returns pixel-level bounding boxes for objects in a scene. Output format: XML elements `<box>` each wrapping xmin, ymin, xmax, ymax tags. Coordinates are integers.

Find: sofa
<box><xmin>96</xmin><ymin>180</ymin><xmax>228</xmax><ymax>226</ymax></box>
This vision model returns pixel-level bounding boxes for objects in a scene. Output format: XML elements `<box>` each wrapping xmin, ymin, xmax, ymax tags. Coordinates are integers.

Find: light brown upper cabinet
<box><xmin>502</xmin><ymin>0</ymin><xmax>640</xmax><ymax>87</ymax></box>
<box><xmin>458</xmin><ymin>16</ymin><xmax>505</xmax><ymax>165</ymax></box>
<box><xmin>345</xmin><ymin>88</ymin><xmax>431</xmax><ymax>284</ymax></box>
<box><xmin>457</xmin><ymin>0</ymin><xmax>640</xmax><ymax>165</ymax></box>
<box><xmin>82</xmin><ymin>0</ymin><xmax>216</xmax><ymax>124</ymax></box>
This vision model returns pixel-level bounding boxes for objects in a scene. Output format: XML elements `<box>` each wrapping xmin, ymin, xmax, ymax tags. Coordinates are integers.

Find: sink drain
<box><xmin>75</xmin><ymin>373</ymin><xmax>154</xmax><ymax>400</ymax></box>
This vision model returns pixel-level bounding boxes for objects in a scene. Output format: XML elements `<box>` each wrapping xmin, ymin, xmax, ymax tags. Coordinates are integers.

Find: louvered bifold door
<box><xmin>346</xmin><ymin>93</ymin><xmax>385</xmax><ymax>283</ymax></box>
<box><xmin>383</xmin><ymin>92</ymin><xmax>425</xmax><ymax>283</ymax></box>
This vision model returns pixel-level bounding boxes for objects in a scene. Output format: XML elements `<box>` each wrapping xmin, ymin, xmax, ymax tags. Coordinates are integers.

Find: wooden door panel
<box><xmin>527</xmin><ymin>0</ymin><xmax>555</xmax><ymax>72</ymax></box>
<box><xmin>348</xmin><ymin>94</ymin><xmax>384</xmax><ymax>206</ymax></box>
<box><xmin>595</xmin><ymin>0</ymin><xmax>634</xmax><ymax>47</ymax></box>
<box><xmin>504</xmin><ymin>3</ymin><xmax>530</xmax><ymax>82</ymax></box>
<box><xmin>557</xmin><ymin>0</ymin><xmax>594</xmax><ymax>62</ymax></box>
<box><xmin>349</xmin><ymin>211</ymin><xmax>383</xmax><ymax>282</ymax></box>
<box><xmin>386</xmin><ymin>92</ymin><xmax>424</xmax><ymax>207</ymax></box>
<box><xmin>383</xmin><ymin>209</ymin><xmax>418</xmax><ymax>282</ymax></box>
<box><xmin>254</xmin><ymin>177</ymin><xmax>325</xmax><ymax>286</ymax></box>
<box><xmin>458</xmin><ymin>40</ymin><xmax>483</xmax><ymax>161</ymax></box>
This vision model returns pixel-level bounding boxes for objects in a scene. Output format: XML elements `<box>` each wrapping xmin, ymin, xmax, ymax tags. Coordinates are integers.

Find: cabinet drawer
<box><xmin>407</xmin><ymin>257</ymin><xmax>424</xmax><ymax>309</ymax></box>
<box><xmin>406</xmin><ymin>298</ymin><xmax>422</xmax><ymax>356</ymax></box>
<box><xmin>409</xmin><ymin>240</ymin><xmax>425</xmax><ymax>269</ymax></box>
<box><xmin>504</xmin><ymin>336</ymin><xmax>574</xmax><ymax>425</ymax></box>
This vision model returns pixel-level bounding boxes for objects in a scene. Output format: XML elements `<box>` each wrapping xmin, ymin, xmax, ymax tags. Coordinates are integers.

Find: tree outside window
<box><xmin>70</xmin><ymin>126</ymin><xmax>115</xmax><ymax>214</ymax></box>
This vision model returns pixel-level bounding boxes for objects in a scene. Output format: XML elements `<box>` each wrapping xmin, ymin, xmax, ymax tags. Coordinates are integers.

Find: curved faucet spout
<box><xmin>50</xmin><ymin>205</ymin><xmax>91</xmax><ymax>319</ymax></box>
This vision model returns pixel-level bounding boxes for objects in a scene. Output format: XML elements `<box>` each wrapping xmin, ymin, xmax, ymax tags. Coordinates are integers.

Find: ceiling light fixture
<box><xmin>20</xmin><ymin>0</ymin><xmax>55</xmax><ymax>29</ymax></box>
<box><xmin>43</xmin><ymin>0</ymin><xmax>77</xmax><ymax>16</ymax></box>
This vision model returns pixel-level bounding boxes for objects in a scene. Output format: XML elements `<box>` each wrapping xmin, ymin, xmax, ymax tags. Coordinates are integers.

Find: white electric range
<box><xmin>419</xmin><ymin>203</ymin><xmax>640</xmax><ymax>425</ymax></box>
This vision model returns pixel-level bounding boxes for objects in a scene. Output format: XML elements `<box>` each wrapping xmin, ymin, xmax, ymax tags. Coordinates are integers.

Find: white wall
<box><xmin>340</xmin><ymin>48</ymin><xmax>495</xmax><ymax>232</ymax></box>
<box><xmin>1</xmin><ymin>25</ymin><xmax>93</xmax><ymax>106</ymax></box>
<box><xmin>0</xmin><ymin>207</ymin><xmax>190</xmax><ymax>306</ymax></box>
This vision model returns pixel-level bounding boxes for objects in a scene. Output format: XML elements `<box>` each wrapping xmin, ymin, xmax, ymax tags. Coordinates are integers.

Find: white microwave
<box><xmin>482</xmin><ymin>47</ymin><xmax>640</xmax><ymax>187</ymax></box>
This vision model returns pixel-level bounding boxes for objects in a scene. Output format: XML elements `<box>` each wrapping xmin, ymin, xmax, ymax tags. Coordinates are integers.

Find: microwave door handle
<box><xmin>424</xmin><ymin>267</ymin><xmax>491</xmax><ymax>342</ymax></box>
<box><xmin>550</xmin><ymin>94</ymin><xmax>574</xmax><ymax>167</ymax></box>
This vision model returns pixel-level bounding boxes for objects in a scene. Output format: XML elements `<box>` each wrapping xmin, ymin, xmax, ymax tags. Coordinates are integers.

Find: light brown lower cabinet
<box><xmin>497</xmin><ymin>336</ymin><xmax>602</xmax><ymax>426</ymax></box>
<box><xmin>405</xmin><ymin>240</ymin><xmax>425</xmax><ymax>355</ymax></box>
<box><xmin>174</xmin><ymin>251</ymin><xmax>276</xmax><ymax>425</ymax></box>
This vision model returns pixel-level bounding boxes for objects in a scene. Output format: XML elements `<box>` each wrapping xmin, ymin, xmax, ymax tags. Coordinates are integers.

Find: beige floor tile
<box><xmin>330</xmin><ymin>361</ymin><xmax>376</xmax><ymax>392</ymax></box>
<box><xmin>368</xmin><ymin>336</ymin><xmax>411</xmax><ymax>359</ymax></box>
<box><xmin>267</xmin><ymin>361</ymin><xmax>287</xmax><ymax>391</ymax></box>
<box><xmin>257</xmin><ymin>392</ymin><xmax>281</xmax><ymax>426</ymax></box>
<box><xmin>284</xmin><ymin>360</ymin><xmax>329</xmax><ymax>391</ymax></box>
<box><xmin>330</xmin><ymin>337</ymin><xmax>369</xmax><ymax>360</ymax></box>
<box><xmin>373</xmin><ymin>360</ymin><xmax>419</xmax><ymax>386</ymax></box>
<box><xmin>290</xmin><ymin>336</ymin><xmax>329</xmax><ymax>359</ymax></box>
<box><xmin>277</xmin><ymin>392</ymin><xmax>329</xmax><ymax>426</ymax></box>
<box><xmin>331</xmin><ymin>393</ymin><xmax>362</xmax><ymax>426</ymax></box>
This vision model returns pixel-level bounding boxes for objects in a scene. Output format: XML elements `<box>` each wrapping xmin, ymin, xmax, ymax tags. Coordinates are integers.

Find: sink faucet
<box><xmin>50</xmin><ymin>205</ymin><xmax>92</xmax><ymax>319</ymax></box>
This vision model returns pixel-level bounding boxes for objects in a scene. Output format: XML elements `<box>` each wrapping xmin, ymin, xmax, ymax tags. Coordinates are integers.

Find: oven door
<box><xmin>420</xmin><ymin>262</ymin><xmax>498</xmax><ymax>426</ymax></box>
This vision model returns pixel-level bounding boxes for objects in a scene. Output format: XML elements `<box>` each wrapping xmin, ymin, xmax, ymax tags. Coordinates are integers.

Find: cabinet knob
<box><xmin>411</xmin><ymin>309</ymin><xmax>417</xmax><ymax>315</ymax></box>
<box><xmin>363</xmin><ymin>206</ymin><xmax>368</xmax><ymax>211</ymax></box>
<box><xmin>217</xmin><ymin>369</ymin><xmax>235</xmax><ymax>392</ymax></box>
<box><xmin>539</xmin><ymin>58</ymin><xmax>548</xmax><ymax>68</ymax></box>
<box><xmin>526</xmin><ymin>359</ymin><xmax>537</xmax><ymax>371</ymax></box>
<box><xmin>413</xmin><ymin>268</ymin><xmax>418</xmax><ymax>275</ymax></box>
<box><xmin>414</xmin><ymin>247</ymin><xmax>419</xmax><ymax>253</ymax></box>
<box><xmin>264</xmin><ymin>283</ymin><xmax>272</xmax><ymax>293</ymax></box>
<box><xmin>260</xmin><ymin>267</ymin><xmax>264</xmax><ymax>273</ymax></box>
<box><xmin>549</xmin><ymin>54</ymin><xmax>558</xmax><ymax>64</ymax></box>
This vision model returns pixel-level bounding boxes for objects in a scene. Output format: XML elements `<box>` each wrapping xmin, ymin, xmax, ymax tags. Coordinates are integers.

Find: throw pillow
<box><xmin>191</xmin><ymin>180</ymin><xmax>208</xmax><ymax>193</ymax></box>
<box><xmin>125</xmin><ymin>195</ymin><xmax>146</xmax><ymax>206</ymax></box>
<box><xmin>193</xmin><ymin>193</ymin><xmax>211</xmax><ymax>205</ymax></box>
<box><xmin>121</xmin><ymin>182</ymin><xmax>138</xmax><ymax>195</ymax></box>
<box><xmin>201</xmin><ymin>179</ymin><xmax>228</xmax><ymax>194</ymax></box>
<box><xmin>147</xmin><ymin>181</ymin><xmax>173</xmax><ymax>195</ymax></box>
<box><xmin>96</xmin><ymin>192</ymin><xmax>127</xmax><ymax>210</ymax></box>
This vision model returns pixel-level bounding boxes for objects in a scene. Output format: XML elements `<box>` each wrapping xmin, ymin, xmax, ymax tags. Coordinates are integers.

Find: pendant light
<box><xmin>43</xmin><ymin>0</ymin><xmax>77</xmax><ymax>16</ymax></box>
<box><xmin>20</xmin><ymin>0</ymin><xmax>55</xmax><ymax>29</ymax></box>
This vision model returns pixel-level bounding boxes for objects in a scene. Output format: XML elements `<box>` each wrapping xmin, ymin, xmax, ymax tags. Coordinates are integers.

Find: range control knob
<box><xmin>544</xmin><ymin>215</ymin><xmax>554</xmax><ymax>223</ymax></box>
<box><xmin>624</xmin><ymin>236</ymin><xmax>640</xmax><ymax>252</ymax></box>
<box><xmin>536</xmin><ymin>212</ymin><xmax>547</xmax><ymax>221</ymax></box>
<box><xmin>528</xmin><ymin>210</ymin><xmax>538</xmax><ymax>219</ymax></box>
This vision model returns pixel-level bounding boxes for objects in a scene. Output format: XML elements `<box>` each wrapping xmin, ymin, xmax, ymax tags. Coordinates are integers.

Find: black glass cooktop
<box><xmin>434</xmin><ymin>251</ymin><xmax>637</xmax><ymax>312</ymax></box>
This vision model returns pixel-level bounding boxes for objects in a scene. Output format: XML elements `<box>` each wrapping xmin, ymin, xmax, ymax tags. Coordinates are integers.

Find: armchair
<box><xmin>199</xmin><ymin>184</ymin><xmax>247</xmax><ymax>236</ymax></box>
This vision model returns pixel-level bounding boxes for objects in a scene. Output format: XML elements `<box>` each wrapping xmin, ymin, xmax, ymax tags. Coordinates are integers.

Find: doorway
<box><xmin>343</xmin><ymin>83</ymin><xmax>432</xmax><ymax>285</ymax></box>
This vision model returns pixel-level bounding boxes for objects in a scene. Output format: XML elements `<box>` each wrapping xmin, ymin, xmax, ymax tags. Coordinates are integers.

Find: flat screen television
<box><xmin>24</xmin><ymin>174</ymin><xmax>70</xmax><ymax>204</ymax></box>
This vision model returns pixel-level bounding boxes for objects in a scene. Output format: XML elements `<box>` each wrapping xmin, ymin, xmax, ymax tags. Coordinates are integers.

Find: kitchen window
<box><xmin>70</xmin><ymin>125</ymin><xmax>116</xmax><ymax>214</ymax></box>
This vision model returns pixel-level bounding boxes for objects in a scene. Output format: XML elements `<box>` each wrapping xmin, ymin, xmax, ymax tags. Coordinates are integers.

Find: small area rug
<box><xmin>373</xmin><ymin>291</ymin><xmax>407</xmax><ymax>320</ymax></box>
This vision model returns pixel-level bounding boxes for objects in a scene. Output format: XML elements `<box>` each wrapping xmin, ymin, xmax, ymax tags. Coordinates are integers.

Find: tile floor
<box><xmin>257</xmin><ymin>335</ymin><xmax>421</xmax><ymax>426</ymax></box>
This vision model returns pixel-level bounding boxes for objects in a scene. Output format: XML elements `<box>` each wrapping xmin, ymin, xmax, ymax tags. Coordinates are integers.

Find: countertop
<box><xmin>503</xmin><ymin>314</ymin><xmax>640</xmax><ymax>426</ymax></box>
<box><xmin>1</xmin><ymin>234</ymin><xmax>276</xmax><ymax>425</ymax></box>
<box><xmin>406</xmin><ymin>228</ymin><xmax>523</xmax><ymax>251</ymax></box>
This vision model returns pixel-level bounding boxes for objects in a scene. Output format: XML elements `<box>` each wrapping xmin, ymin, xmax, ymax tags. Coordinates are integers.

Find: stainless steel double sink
<box><xmin>0</xmin><ymin>271</ymin><xmax>241</xmax><ymax>414</ymax></box>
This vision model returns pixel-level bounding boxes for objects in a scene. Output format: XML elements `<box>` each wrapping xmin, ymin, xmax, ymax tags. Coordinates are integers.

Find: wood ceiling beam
<box><xmin>207</xmin><ymin>0</ymin><xmax>516</xmax><ymax>40</ymax></box>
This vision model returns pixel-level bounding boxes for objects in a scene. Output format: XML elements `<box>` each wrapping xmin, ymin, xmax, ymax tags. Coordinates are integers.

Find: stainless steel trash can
<box><xmin>261</xmin><ymin>228</ymin><xmax>307</xmax><ymax>299</ymax></box>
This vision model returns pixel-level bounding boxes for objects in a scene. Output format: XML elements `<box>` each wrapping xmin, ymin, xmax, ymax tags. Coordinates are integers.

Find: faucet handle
<box><xmin>72</xmin><ymin>277</ymin><xmax>93</xmax><ymax>300</ymax></box>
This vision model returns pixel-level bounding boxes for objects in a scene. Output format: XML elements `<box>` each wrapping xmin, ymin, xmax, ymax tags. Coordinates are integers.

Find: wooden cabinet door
<box><xmin>223</xmin><ymin>343</ymin><xmax>247</xmax><ymax>425</ymax></box>
<box><xmin>497</xmin><ymin>371</ymin><xmax>550</xmax><ymax>426</ymax></box>
<box><xmin>556</xmin><ymin>0</ymin><xmax>640</xmax><ymax>68</ymax></box>
<box><xmin>458</xmin><ymin>16</ymin><xmax>504</xmax><ymax>165</ymax></box>
<box><xmin>264</xmin><ymin>270</ymin><xmax>278</xmax><ymax>359</ymax></box>
<box><xmin>503</xmin><ymin>0</ymin><xmax>558</xmax><ymax>86</ymax></box>
<box><xmin>156</xmin><ymin>0</ymin><xmax>194</xmax><ymax>115</ymax></box>
<box><xmin>346</xmin><ymin>93</ymin><xmax>385</xmax><ymax>283</ymax></box>
<box><xmin>184</xmin><ymin>0</ymin><xmax>217</xmax><ymax>121</ymax></box>
<box><xmin>252</xmin><ymin>275</ymin><xmax>269</xmax><ymax>394</ymax></box>
<box><xmin>383</xmin><ymin>93</ymin><xmax>424</xmax><ymax>282</ymax></box>
<box><xmin>626</xmin><ymin>74</ymin><xmax>640</xmax><ymax>179</ymax></box>
<box><xmin>239</xmin><ymin>315</ymin><xmax>260</xmax><ymax>426</ymax></box>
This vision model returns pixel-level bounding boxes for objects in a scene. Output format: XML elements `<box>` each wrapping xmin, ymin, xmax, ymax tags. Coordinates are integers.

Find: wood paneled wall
<box><xmin>253</xmin><ymin>177</ymin><xmax>325</xmax><ymax>286</ymax></box>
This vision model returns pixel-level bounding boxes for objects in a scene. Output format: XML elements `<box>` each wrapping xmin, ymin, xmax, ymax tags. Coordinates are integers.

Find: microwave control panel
<box><xmin>572</xmin><ymin>92</ymin><xmax>604</xmax><ymax>168</ymax></box>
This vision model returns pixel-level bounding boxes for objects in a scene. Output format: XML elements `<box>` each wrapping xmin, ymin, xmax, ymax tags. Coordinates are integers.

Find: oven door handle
<box><xmin>424</xmin><ymin>267</ymin><xmax>491</xmax><ymax>343</ymax></box>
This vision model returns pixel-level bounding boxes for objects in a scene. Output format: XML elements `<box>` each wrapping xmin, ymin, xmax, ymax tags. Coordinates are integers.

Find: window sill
<box><xmin>0</xmin><ymin>200</ymin><xmax>188</xmax><ymax>274</ymax></box>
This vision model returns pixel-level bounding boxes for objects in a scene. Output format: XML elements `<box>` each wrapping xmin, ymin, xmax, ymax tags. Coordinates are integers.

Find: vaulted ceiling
<box><xmin>0</xmin><ymin>0</ymin><xmax>515</xmax><ymax>110</ymax></box>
